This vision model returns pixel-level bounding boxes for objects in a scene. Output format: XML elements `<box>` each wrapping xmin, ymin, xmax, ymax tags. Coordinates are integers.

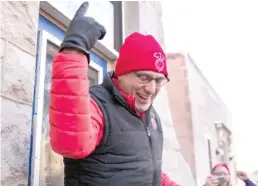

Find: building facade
<box><xmin>1</xmin><ymin>1</ymin><xmax>195</xmax><ymax>186</ymax></box>
<box><xmin>166</xmin><ymin>53</ymin><xmax>238</xmax><ymax>185</ymax></box>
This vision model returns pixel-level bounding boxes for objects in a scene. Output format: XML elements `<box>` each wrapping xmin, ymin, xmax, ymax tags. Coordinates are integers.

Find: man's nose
<box><xmin>144</xmin><ymin>80</ymin><xmax>156</xmax><ymax>94</ymax></box>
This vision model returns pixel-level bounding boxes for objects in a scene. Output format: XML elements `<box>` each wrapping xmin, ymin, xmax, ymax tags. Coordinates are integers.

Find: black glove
<box><xmin>60</xmin><ymin>2</ymin><xmax>106</xmax><ymax>56</ymax></box>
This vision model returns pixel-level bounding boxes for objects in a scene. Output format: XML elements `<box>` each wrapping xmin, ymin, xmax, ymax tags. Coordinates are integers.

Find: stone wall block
<box><xmin>1</xmin><ymin>40</ymin><xmax>35</xmax><ymax>104</ymax></box>
<box><xmin>1</xmin><ymin>1</ymin><xmax>39</xmax><ymax>55</ymax></box>
<box><xmin>1</xmin><ymin>98</ymin><xmax>32</xmax><ymax>186</ymax></box>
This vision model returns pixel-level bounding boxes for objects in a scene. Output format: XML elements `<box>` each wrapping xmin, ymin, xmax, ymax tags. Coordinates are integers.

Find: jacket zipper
<box><xmin>115</xmin><ymin>95</ymin><xmax>156</xmax><ymax>184</ymax></box>
<box><xmin>145</xmin><ymin>126</ymin><xmax>155</xmax><ymax>185</ymax></box>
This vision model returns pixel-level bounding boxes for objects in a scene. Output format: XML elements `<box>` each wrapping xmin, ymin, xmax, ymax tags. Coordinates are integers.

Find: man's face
<box><xmin>117</xmin><ymin>70</ymin><xmax>168</xmax><ymax>112</ymax></box>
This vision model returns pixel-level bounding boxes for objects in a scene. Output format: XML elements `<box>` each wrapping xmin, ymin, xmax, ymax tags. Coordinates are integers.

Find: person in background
<box><xmin>49</xmin><ymin>1</ymin><xmax>179</xmax><ymax>186</ymax></box>
<box><xmin>205</xmin><ymin>163</ymin><xmax>256</xmax><ymax>186</ymax></box>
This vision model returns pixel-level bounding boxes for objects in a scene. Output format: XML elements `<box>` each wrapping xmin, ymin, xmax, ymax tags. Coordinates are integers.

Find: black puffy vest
<box><xmin>64</xmin><ymin>73</ymin><xmax>163</xmax><ymax>186</ymax></box>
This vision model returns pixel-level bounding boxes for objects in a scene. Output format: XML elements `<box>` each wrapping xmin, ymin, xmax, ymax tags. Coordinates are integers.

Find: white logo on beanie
<box><xmin>154</xmin><ymin>52</ymin><xmax>165</xmax><ymax>72</ymax></box>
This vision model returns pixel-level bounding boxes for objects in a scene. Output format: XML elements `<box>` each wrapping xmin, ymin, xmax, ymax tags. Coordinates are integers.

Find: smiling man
<box><xmin>49</xmin><ymin>2</ymin><xmax>178</xmax><ymax>186</ymax></box>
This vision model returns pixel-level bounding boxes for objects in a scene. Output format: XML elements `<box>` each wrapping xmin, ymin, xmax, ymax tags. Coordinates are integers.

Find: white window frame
<box><xmin>30</xmin><ymin>30</ymin><xmax>103</xmax><ymax>186</ymax></box>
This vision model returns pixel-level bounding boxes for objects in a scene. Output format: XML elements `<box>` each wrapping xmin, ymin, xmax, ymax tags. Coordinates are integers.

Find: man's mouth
<box><xmin>136</xmin><ymin>93</ymin><xmax>150</xmax><ymax>102</ymax></box>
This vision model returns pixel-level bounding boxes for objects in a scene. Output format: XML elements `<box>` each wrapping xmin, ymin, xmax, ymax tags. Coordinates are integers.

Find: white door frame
<box><xmin>30</xmin><ymin>30</ymin><xmax>103</xmax><ymax>186</ymax></box>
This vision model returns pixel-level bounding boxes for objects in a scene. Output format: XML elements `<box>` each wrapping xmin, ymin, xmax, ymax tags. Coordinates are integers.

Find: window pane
<box><xmin>39</xmin><ymin>41</ymin><xmax>99</xmax><ymax>185</ymax></box>
<box><xmin>39</xmin><ymin>41</ymin><xmax>63</xmax><ymax>186</ymax></box>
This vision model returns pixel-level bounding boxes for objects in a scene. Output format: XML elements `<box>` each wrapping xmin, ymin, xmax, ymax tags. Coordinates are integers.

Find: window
<box><xmin>40</xmin><ymin>41</ymin><xmax>100</xmax><ymax>186</ymax></box>
<box><xmin>35</xmin><ymin>32</ymin><xmax>103</xmax><ymax>186</ymax></box>
<box><xmin>30</xmin><ymin>14</ymin><xmax>106</xmax><ymax>185</ymax></box>
<box><xmin>39</xmin><ymin>38</ymin><xmax>63</xmax><ymax>186</ymax></box>
<box><xmin>110</xmin><ymin>1</ymin><xmax>123</xmax><ymax>51</ymax></box>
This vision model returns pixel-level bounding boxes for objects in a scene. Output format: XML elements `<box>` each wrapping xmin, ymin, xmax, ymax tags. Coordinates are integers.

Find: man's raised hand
<box><xmin>60</xmin><ymin>1</ymin><xmax>106</xmax><ymax>56</ymax></box>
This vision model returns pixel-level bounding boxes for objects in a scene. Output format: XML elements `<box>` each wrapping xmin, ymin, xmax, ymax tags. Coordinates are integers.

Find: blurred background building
<box><xmin>166</xmin><ymin>53</ymin><xmax>237</xmax><ymax>186</ymax></box>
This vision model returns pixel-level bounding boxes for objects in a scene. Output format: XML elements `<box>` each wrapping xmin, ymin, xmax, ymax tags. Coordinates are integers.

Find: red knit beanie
<box><xmin>115</xmin><ymin>32</ymin><xmax>168</xmax><ymax>77</ymax></box>
<box><xmin>212</xmin><ymin>163</ymin><xmax>230</xmax><ymax>174</ymax></box>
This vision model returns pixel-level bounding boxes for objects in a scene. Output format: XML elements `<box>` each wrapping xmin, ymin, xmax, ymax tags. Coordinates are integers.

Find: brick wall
<box><xmin>0</xmin><ymin>1</ymin><xmax>39</xmax><ymax>185</ymax></box>
<box><xmin>166</xmin><ymin>53</ymin><xmax>197</xmax><ymax>179</ymax></box>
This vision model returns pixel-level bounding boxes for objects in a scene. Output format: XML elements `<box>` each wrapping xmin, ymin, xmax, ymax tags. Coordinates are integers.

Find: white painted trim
<box><xmin>41</xmin><ymin>31</ymin><xmax>62</xmax><ymax>46</ymax></box>
<box><xmin>31</xmin><ymin>30</ymin><xmax>103</xmax><ymax>186</ymax></box>
<box><xmin>30</xmin><ymin>30</ymin><xmax>48</xmax><ymax>186</ymax></box>
<box><xmin>40</xmin><ymin>1</ymin><xmax>118</xmax><ymax>61</ymax></box>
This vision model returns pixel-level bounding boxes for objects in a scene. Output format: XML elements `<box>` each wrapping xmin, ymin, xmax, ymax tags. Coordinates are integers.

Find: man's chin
<box><xmin>135</xmin><ymin>103</ymin><xmax>151</xmax><ymax>112</ymax></box>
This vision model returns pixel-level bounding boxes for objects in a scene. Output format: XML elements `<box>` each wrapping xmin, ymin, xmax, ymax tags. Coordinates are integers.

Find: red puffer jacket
<box><xmin>50</xmin><ymin>52</ymin><xmax>179</xmax><ymax>186</ymax></box>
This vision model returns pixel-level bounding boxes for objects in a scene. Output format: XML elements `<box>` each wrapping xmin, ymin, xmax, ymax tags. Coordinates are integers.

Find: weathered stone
<box><xmin>1</xmin><ymin>1</ymin><xmax>39</xmax><ymax>55</ymax></box>
<box><xmin>1</xmin><ymin>2</ymin><xmax>39</xmax><ymax>185</ymax></box>
<box><xmin>1</xmin><ymin>98</ymin><xmax>31</xmax><ymax>186</ymax></box>
<box><xmin>1</xmin><ymin>40</ymin><xmax>35</xmax><ymax>104</ymax></box>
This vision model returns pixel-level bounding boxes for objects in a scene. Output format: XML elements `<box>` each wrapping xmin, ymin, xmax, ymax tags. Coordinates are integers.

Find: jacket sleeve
<box><xmin>49</xmin><ymin>52</ymin><xmax>104</xmax><ymax>159</ymax></box>
<box><xmin>161</xmin><ymin>172</ymin><xmax>180</xmax><ymax>186</ymax></box>
<box><xmin>244</xmin><ymin>179</ymin><xmax>257</xmax><ymax>186</ymax></box>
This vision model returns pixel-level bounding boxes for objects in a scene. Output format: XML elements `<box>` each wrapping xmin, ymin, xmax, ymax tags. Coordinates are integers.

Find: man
<box><xmin>49</xmin><ymin>2</ymin><xmax>179</xmax><ymax>186</ymax></box>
